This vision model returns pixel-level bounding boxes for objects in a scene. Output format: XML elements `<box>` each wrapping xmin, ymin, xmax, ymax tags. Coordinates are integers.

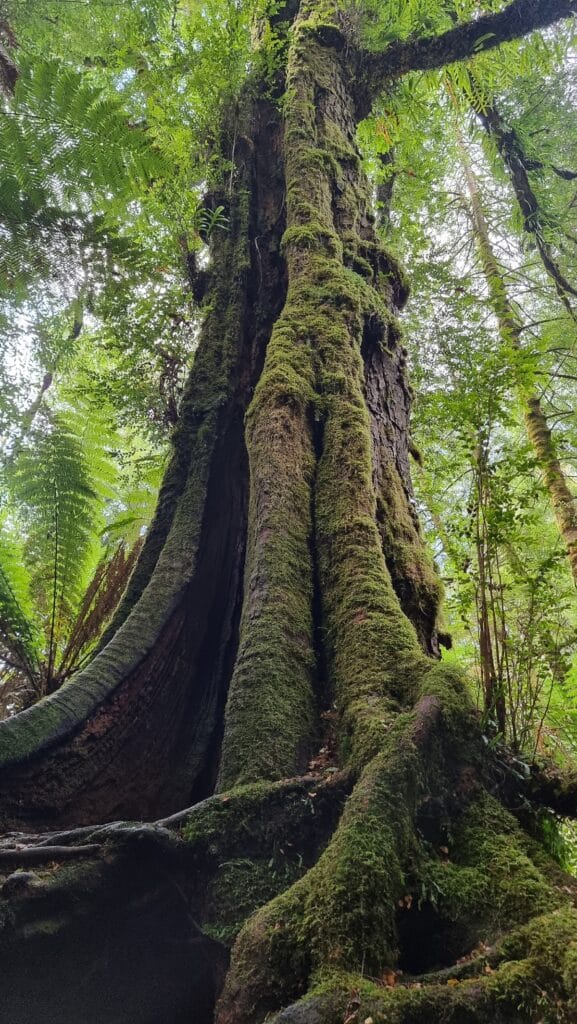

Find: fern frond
<box><xmin>0</xmin><ymin>516</ymin><xmax>42</xmax><ymax>686</ymax></box>
<box><xmin>104</xmin><ymin>455</ymin><xmax>164</xmax><ymax>547</ymax></box>
<box><xmin>8</xmin><ymin>403</ymin><xmax>119</xmax><ymax>673</ymax></box>
<box><xmin>57</xmin><ymin>538</ymin><xmax>143</xmax><ymax>680</ymax></box>
<box><xmin>0</xmin><ymin>54</ymin><xmax>165</xmax><ymax>297</ymax></box>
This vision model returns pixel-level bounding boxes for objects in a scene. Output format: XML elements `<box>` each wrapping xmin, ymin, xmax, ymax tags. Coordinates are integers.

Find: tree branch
<box><xmin>0</xmin><ymin>21</ymin><xmax>18</xmax><ymax>99</ymax></box>
<box><xmin>477</xmin><ymin>101</ymin><xmax>577</xmax><ymax>317</ymax></box>
<box><xmin>357</xmin><ymin>0</ymin><xmax>577</xmax><ymax>115</ymax></box>
<box><xmin>528</xmin><ymin>764</ymin><xmax>577</xmax><ymax>818</ymax></box>
<box><xmin>0</xmin><ymin>843</ymin><xmax>100</xmax><ymax>866</ymax></box>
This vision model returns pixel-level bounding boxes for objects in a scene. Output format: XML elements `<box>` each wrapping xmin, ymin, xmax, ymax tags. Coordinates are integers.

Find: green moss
<box><xmin>410</xmin><ymin>789</ymin><xmax>563</xmax><ymax>952</ymax></box>
<box><xmin>219</xmin><ymin>0</ymin><xmax>429</xmax><ymax>788</ymax></box>
<box><xmin>374</xmin><ymin>466</ymin><xmax>444</xmax><ymax>654</ymax></box>
<box><xmin>221</xmin><ymin>674</ymin><xmax>472</xmax><ymax>1015</ymax></box>
<box><xmin>217</xmin><ymin>300</ymin><xmax>319</xmax><ymax>789</ymax></box>
<box><xmin>219</xmin><ymin>659</ymin><xmax>574</xmax><ymax>1021</ymax></box>
<box><xmin>419</xmin><ymin>663</ymin><xmax>476</xmax><ymax>737</ymax></box>
<box><xmin>300</xmin><ymin>741</ymin><xmax>419</xmax><ymax>973</ymax></box>
<box><xmin>281</xmin><ymin>223</ymin><xmax>342</xmax><ymax>258</ymax></box>
<box><xmin>180</xmin><ymin>782</ymin><xmax>275</xmax><ymax>846</ymax></box>
<box><xmin>219</xmin><ymin>9</ymin><xmax>577</xmax><ymax>1022</ymax></box>
<box><xmin>204</xmin><ymin>856</ymin><xmax>304</xmax><ymax>943</ymax></box>
<box><xmin>322</xmin><ymin>120</ymin><xmax>361</xmax><ymax>163</ymax></box>
<box><xmin>344</xmin><ymin>250</ymin><xmax>374</xmax><ymax>279</ymax></box>
<box><xmin>289</xmin><ymin>911</ymin><xmax>577</xmax><ymax>1023</ymax></box>
<box><xmin>563</xmin><ymin>939</ymin><xmax>577</xmax><ymax>1004</ymax></box>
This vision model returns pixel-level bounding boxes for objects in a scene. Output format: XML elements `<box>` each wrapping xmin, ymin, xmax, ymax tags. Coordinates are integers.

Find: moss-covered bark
<box><xmin>0</xmin><ymin>3</ymin><xmax>576</xmax><ymax>1023</ymax></box>
<box><xmin>0</xmin><ymin>84</ymin><xmax>289</xmax><ymax>827</ymax></box>
<box><xmin>214</xmin><ymin>10</ymin><xmax>577</xmax><ymax>1022</ymax></box>
<box><xmin>524</xmin><ymin>397</ymin><xmax>577</xmax><ymax>582</ymax></box>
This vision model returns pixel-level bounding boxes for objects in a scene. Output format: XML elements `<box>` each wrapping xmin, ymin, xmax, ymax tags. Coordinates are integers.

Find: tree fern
<box><xmin>0</xmin><ymin>54</ymin><xmax>164</xmax><ymax>297</ymax></box>
<box><xmin>3</xmin><ymin>401</ymin><xmax>117</xmax><ymax>683</ymax></box>
<box><xmin>57</xmin><ymin>538</ymin><xmax>143</xmax><ymax>682</ymax></box>
<box><xmin>0</xmin><ymin>515</ymin><xmax>41</xmax><ymax>687</ymax></box>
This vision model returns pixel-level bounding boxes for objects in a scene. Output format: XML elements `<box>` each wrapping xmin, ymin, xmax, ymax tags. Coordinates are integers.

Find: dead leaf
<box><xmin>381</xmin><ymin>969</ymin><xmax>397</xmax><ymax>988</ymax></box>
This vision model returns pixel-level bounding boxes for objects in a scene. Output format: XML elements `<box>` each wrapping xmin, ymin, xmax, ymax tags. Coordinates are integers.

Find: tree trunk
<box><xmin>476</xmin><ymin>99</ymin><xmax>577</xmax><ymax>321</ymax></box>
<box><xmin>0</xmin><ymin>4</ymin><xmax>576</xmax><ymax>1023</ymax></box>
<box><xmin>0</xmin><ymin>86</ymin><xmax>289</xmax><ymax>826</ymax></box>
<box><xmin>460</xmin><ymin>137</ymin><xmax>577</xmax><ymax>587</ymax></box>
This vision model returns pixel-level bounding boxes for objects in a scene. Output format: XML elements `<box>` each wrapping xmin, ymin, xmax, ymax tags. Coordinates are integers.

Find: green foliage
<box><xmin>8</xmin><ymin>404</ymin><xmax>115</xmax><ymax>622</ymax></box>
<box><xmin>355</xmin><ymin>16</ymin><xmax>577</xmax><ymax>766</ymax></box>
<box><xmin>0</xmin><ymin>382</ymin><xmax>161</xmax><ymax>710</ymax></box>
<box><xmin>0</xmin><ymin>53</ymin><xmax>163</xmax><ymax>298</ymax></box>
<box><xmin>0</xmin><ymin>0</ymin><xmax>575</xmax><ymax>775</ymax></box>
<box><xmin>0</xmin><ymin>516</ymin><xmax>41</xmax><ymax>689</ymax></box>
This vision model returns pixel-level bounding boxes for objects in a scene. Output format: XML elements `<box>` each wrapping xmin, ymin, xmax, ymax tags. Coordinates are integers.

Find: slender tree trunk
<box><xmin>476</xmin><ymin>100</ymin><xmax>577</xmax><ymax>320</ymax></box>
<box><xmin>524</xmin><ymin>397</ymin><xmax>577</xmax><ymax>580</ymax></box>
<box><xmin>0</xmin><ymin>5</ymin><xmax>576</xmax><ymax>1024</ymax></box>
<box><xmin>473</xmin><ymin>440</ymin><xmax>508</xmax><ymax>737</ymax></box>
<box><xmin>460</xmin><ymin>139</ymin><xmax>577</xmax><ymax>587</ymax></box>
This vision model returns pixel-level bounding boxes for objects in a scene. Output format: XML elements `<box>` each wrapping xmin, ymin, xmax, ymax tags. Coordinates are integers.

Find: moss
<box><xmin>281</xmin><ymin>223</ymin><xmax>343</xmax><ymax>258</ymax></box>
<box><xmin>216</xmin><ymin>299</ymin><xmax>319</xmax><ymax>789</ymax></box>
<box><xmin>180</xmin><ymin>782</ymin><xmax>275</xmax><ymax>846</ymax></box>
<box><xmin>285</xmin><ymin>911</ymin><xmax>577</xmax><ymax>1023</ymax></box>
<box><xmin>380</xmin><ymin>247</ymin><xmax>411</xmax><ymax>310</ymax></box>
<box><xmin>215</xmin><ymin>0</ymin><xmax>412</xmax><ymax>793</ymax></box>
<box><xmin>218</xmin><ymin>12</ymin><xmax>489</xmax><ymax>1015</ymax></box>
<box><xmin>220</xmin><ymin>672</ymin><xmax>474</xmax><ymax>1020</ymax></box>
<box><xmin>344</xmin><ymin>250</ymin><xmax>374</xmax><ymax>279</ymax></box>
<box><xmin>374</xmin><ymin>465</ymin><xmax>444</xmax><ymax>655</ymax></box>
<box><xmin>418</xmin><ymin>663</ymin><xmax>475</xmax><ymax>737</ymax></box>
<box><xmin>219</xmin><ymin>657</ymin><xmax>574</xmax><ymax>1022</ymax></box>
<box><xmin>220</xmin><ymin>7</ymin><xmax>577</xmax><ymax>1021</ymax></box>
<box><xmin>299</xmin><ymin>738</ymin><xmax>420</xmax><ymax>974</ymax></box>
<box><xmin>406</xmin><ymin>788</ymin><xmax>564</xmax><ymax>959</ymax></box>
<box><xmin>277</xmin><ymin>6</ymin><xmax>434</xmax><ymax>776</ymax></box>
<box><xmin>204</xmin><ymin>856</ymin><xmax>304</xmax><ymax>943</ymax></box>
<box><xmin>322</xmin><ymin>120</ymin><xmax>361</xmax><ymax>163</ymax></box>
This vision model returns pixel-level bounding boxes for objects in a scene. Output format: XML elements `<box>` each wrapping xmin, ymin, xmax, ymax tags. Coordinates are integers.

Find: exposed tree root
<box><xmin>0</xmin><ymin>687</ymin><xmax>574</xmax><ymax>1024</ymax></box>
<box><xmin>215</xmin><ymin>667</ymin><xmax>577</xmax><ymax>1024</ymax></box>
<box><xmin>0</xmin><ymin>772</ymin><xmax>351</xmax><ymax>1024</ymax></box>
<box><xmin>1</xmin><ymin>6</ymin><xmax>577</xmax><ymax>1024</ymax></box>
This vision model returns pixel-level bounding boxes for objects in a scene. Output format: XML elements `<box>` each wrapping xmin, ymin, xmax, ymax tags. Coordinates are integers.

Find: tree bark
<box><xmin>476</xmin><ymin>100</ymin><xmax>577</xmax><ymax>320</ymax></box>
<box><xmin>0</xmin><ymin>4</ymin><xmax>577</xmax><ymax>1023</ymax></box>
<box><xmin>0</xmin><ymin>87</ymin><xmax>289</xmax><ymax>826</ymax></box>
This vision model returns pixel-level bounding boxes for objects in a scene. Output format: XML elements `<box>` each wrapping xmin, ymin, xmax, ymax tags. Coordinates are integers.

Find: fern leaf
<box><xmin>8</xmin><ymin>403</ymin><xmax>119</xmax><ymax>674</ymax></box>
<box><xmin>0</xmin><ymin>516</ymin><xmax>42</xmax><ymax>686</ymax></box>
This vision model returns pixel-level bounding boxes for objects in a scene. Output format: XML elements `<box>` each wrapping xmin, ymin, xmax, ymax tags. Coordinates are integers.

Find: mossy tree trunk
<box><xmin>0</xmin><ymin>3</ymin><xmax>577</xmax><ymax>1023</ymax></box>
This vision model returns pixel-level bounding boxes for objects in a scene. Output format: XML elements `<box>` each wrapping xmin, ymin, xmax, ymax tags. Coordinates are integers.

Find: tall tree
<box><xmin>1</xmin><ymin>2</ymin><xmax>577</xmax><ymax>1023</ymax></box>
<box><xmin>458</xmin><ymin>133</ymin><xmax>577</xmax><ymax>585</ymax></box>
